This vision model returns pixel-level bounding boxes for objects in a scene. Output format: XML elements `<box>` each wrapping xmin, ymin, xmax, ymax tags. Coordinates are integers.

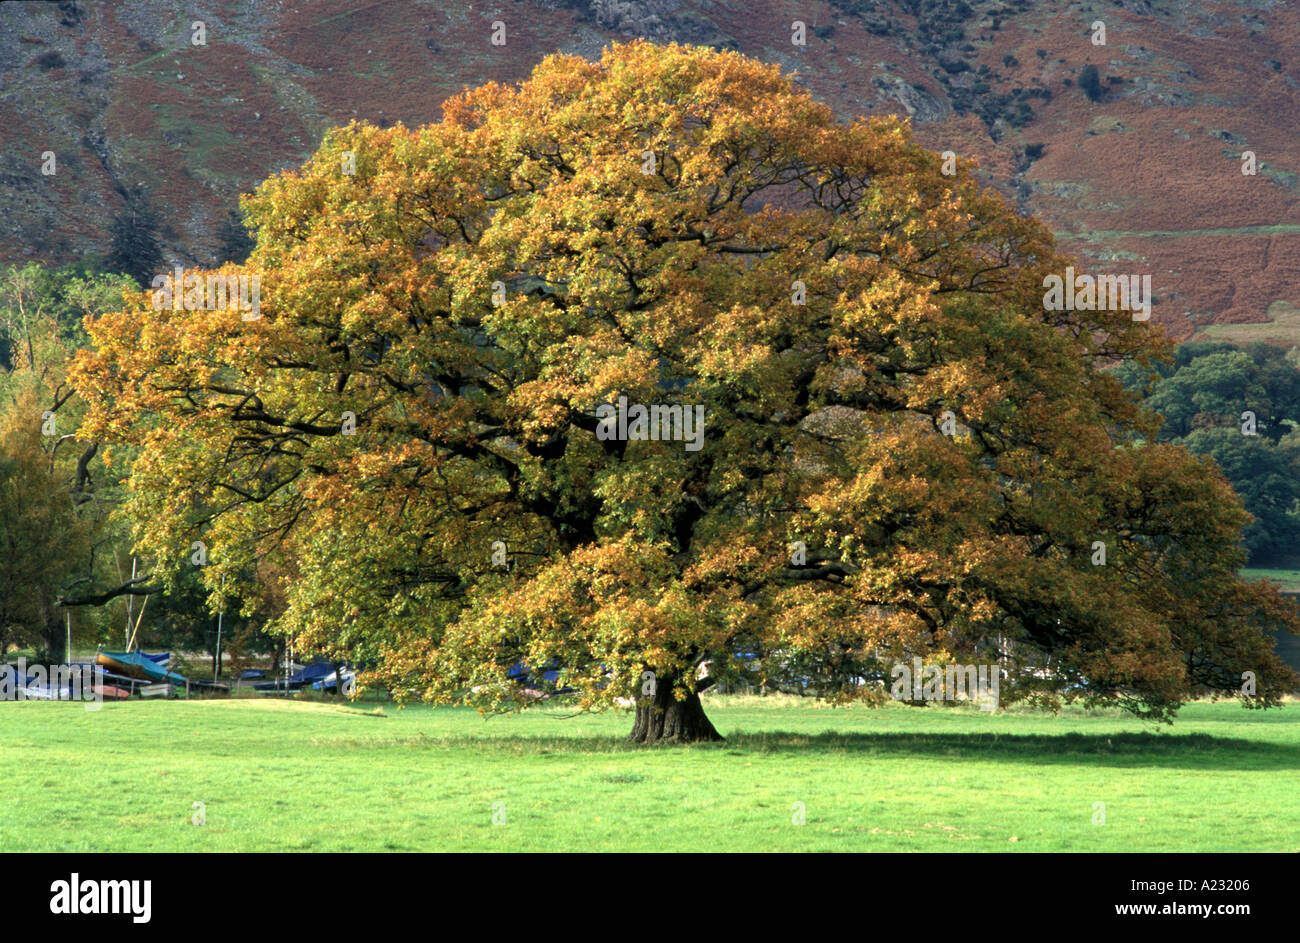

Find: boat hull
<box><xmin>96</xmin><ymin>652</ymin><xmax>188</xmax><ymax>685</ymax></box>
<box><xmin>96</xmin><ymin>652</ymin><xmax>146</xmax><ymax>679</ymax></box>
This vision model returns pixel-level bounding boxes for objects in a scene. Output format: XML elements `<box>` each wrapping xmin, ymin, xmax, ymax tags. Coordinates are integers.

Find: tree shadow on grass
<box><xmin>721</xmin><ymin>730</ymin><xmax>1300</xmax><ymax>770</ymax></box>
<box><xmin>332</xmin><ymin>729</ymin><xmax>1300</xmax><ymax>771</ymax></box>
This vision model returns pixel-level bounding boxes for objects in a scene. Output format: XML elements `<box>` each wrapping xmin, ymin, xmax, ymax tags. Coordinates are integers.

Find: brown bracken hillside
<box><xmin>0</xmin><ymin>0</ymin><xmax>1296</xmax><ymax>341</ymax></box>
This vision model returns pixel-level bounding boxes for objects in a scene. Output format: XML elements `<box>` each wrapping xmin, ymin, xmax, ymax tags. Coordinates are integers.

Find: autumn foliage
<box><xmin>72</xmin><ymin>42</ymin><xmax>1298</xmax><ymax>740</ymax></box>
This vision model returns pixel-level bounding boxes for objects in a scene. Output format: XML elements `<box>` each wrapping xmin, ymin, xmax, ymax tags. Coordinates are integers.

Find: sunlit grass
<box><xmin>2</xmin><ymin>695</ymin><xmax>1296</xmax><ymax>851</ymax></box>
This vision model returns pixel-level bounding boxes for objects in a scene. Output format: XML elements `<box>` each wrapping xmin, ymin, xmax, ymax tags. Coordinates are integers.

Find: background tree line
<box><xmin>0</xmin><ymin>197</ymin><xmax>272</xmax><ymax>669</ymax></box>
<box><xmin>1113</xmin><ymin>341</ymin><xmax>1300</xmax><ymax>566</ymax></box>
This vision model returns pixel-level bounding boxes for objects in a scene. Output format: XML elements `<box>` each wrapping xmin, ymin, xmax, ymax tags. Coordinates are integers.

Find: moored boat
<box><xmin>95</xmin><ymin>651</ymin><xmax>188</xmax><ymax>685</ymax></box>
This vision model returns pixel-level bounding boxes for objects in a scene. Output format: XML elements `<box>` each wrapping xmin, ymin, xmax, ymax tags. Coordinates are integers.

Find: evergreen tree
<box><xmin>1079</xmin><ymin>64</ymin><xmax>1103</xmax><ymax>102</ymax></box>
<box><xmin>106</xmin><ymin>200</ymin><xmax>164</xmax><ymax>287</ymax></box>
<box><xmin>215</xmin><ymin>209</ymin><xmax>255</xmax><ymax>264</ymax></box>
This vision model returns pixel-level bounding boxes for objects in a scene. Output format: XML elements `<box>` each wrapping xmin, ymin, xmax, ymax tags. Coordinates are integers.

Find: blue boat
<box><xmin>96</xmin><ymin>651</ymin><xmax>189</xmax><ymax>686</ymax></box>
<box><xmin>311</xmin><ymin>666</ymin><xmax>355</xmax><ymax>692</ymax></box>
<box><xmin>254</xmin><ymin>661</ymin><xmax>334</xmax><ymax>692</ymax></box>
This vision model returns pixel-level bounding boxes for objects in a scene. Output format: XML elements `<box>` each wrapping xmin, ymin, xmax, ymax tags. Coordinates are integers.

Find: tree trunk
<box><xmin>39</xmin><ymin>615</ymin><xmax>65</xmax><ymax>665</ymax></box>
<box><xmin>628</xmin><ymin>676</ymin><xmax>723</xmax><ymax>744</ymax></box>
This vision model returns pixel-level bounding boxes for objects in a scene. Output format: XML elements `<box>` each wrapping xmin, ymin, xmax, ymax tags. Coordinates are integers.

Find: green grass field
<box><xmin>3</xmin><ymin>696</ymin><xmax>1296</xmax><ymax>851</ymax></box>
<box><xmin>1241</xmin><ymin>566</ymin><xmax>1300</xmax><ymax>593</ymax></box>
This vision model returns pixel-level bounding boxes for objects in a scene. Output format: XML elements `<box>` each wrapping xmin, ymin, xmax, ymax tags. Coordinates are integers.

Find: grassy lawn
<box><xmin>2</xmin><ymin>696</ymin><xmax>1296</xmax><ymax>852</ymax></box>
<box><xmin>1241</xmin><ymin>566</ymin><xmax>1300</xmax><ymax>593</ymax></box>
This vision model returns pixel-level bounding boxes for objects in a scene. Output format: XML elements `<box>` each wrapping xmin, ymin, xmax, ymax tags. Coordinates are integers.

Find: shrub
<box><xmin>1079</xmin><ymin>64</ymin><xmax>1103</xmax><ymax>101</ymax></box>
<box><xmin>35</xmin><ymin>50</ymin><xmax>66</xmax><ymax>71</ymax></box>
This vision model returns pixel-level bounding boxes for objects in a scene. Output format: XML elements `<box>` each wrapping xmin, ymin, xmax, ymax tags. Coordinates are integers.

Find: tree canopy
<box><xmin>71</xmin><ymin>41</ymin><xmax>1299</xmax><ymax>739</ymax></box>
<box><xmin>0</xmin><ymin>260</ymin><xmax>279</xmax><ymax>665</ymax></box>
<box><xmin>0</xmin><ymin>388</ymin><xmax>91</xmax><ymax>660</ymax></box>
<box><xmin>0</xmin><ymin>263</ymin><xmax>140</xmax><ymax>661</ymax></box>
<box><xmin>1113</xmin><ymin>341</ymin><xmax>1300</xmax><ymax>563</ymax></box>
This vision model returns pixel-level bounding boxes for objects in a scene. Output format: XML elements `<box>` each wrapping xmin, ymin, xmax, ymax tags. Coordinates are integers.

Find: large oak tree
<box><xmin>73</xmin><ymin>42</ymin><xmax>1298</xmax><ymax>740</ymax></box>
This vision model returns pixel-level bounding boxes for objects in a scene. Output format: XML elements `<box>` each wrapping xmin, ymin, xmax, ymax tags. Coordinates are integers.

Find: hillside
<box><xmin>1</xmin><ymin>0</ymin><xmax>1296</xmax><ymax>341</ymax></box>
